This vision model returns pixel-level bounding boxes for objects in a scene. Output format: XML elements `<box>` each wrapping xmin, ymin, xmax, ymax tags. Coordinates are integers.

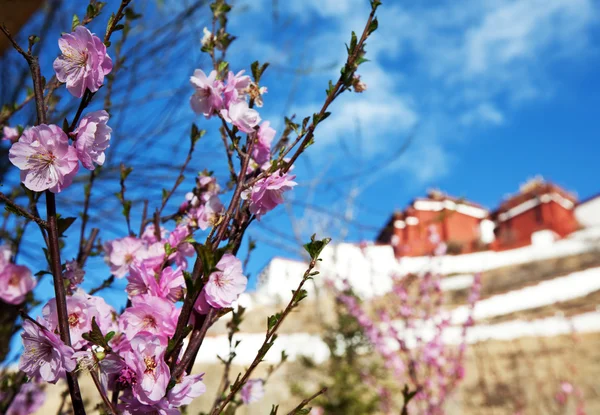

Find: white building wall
<box><xmin>575</xmin><ymin>196</ymin><xmax>600</xmax><ymax>228</ymax></box>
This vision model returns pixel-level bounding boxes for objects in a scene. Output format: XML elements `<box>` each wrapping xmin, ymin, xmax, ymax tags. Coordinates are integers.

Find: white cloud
<box><xmin>460</xmin><ymin>103</ymin><xmax>505</xmax><ymax>126</ymax></box>
<box><xmin>240</xmin><ymin>0</ymin><xmax>598</xmax><ymax>184</ymax></box>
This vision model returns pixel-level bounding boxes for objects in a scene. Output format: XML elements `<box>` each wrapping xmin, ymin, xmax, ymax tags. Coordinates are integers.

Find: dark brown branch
<box><xmin>77</xmin><ymin>227</ymin><xmax>99</xmax><ymax>268</ymax></box>
<box><xmin>0</xmin><ymin>23</ymin><xmax>86</xmax><ymax>415</ymax></box>
<box><xmin>171</xmin><ymin>308</ymin><xmax>216</xmax><ymax>379</ymax></box>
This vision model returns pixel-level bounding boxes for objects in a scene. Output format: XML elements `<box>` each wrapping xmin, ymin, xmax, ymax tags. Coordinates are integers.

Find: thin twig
<box><xmin>89</xmin><ymin>369</ymin><xmax>118</xmax><ymax>415</ymax></box>
<box><xmin>0</xmin><ymin>192</ymin><xmax>48</xmax><ymax>228</ymax></box>
<box><xmin>211</xmin><ymin>258</ymin><xmax>320</xmax><ymax>414</ymax></box>
<box><xmin>286</xmin><ymin>387</ymin><xmax>327</xmax><ymax>415</ymax></box>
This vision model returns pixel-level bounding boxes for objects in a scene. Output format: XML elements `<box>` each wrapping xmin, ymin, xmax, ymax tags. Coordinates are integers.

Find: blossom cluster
<box><xmin>5</xmin><ymin>17</ymin><xmax>299</xmax><ymax>414</ymax></box>
<box><xmin>335</xmin><ymin>227</ymin><xmax>481</xmax><ymax>414</ymax></box>
<box><xmin>189</xmin><ymin>67</ymin><xmax>296</xmax><ymax>219</ymax></box>
<box><xmin>7</xmin><ymin>26</ymin><xmax>112</xmax><ymax>193</ymax></box>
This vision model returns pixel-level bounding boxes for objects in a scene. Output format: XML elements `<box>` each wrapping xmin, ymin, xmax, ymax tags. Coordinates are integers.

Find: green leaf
<box><xmin>267</xmin><ymin>312</ymin><xmax>282</xmax><ymax>331</ymax></box>
<box><xmin>57</xmin><ymin>216</ymin><xmax>76</xmax><ymax>237</ymax></box>
<box><xmin>251</xmin><ymin>61</ymin><xmax>270</xmax><ymax>83</ymax></box>
<box><xmin>218</xmin><ymin>61</ymin><xmax>229</xmax><ymax>74</ymax></box>
<box><xmin>104</xmin><ymin>331</ymin><xmax>116</xmax><ymax>342</ymax></box>
<box><xmin>368</xmin><ymin>17</ymin><xmax>379</xmax><ymax>35</ymax></box>
<box><xmin>120</xmin><ymin>164</ymin><xmax>133</xmax><ymax>181</ymax></box>
<box><xmin>190</xmin><ymin>123</ymin><xmax>205</xmax><ymax>146</ymax></box>
<box><xmin>303</xmin><ymin>234</ymin><xmax>331</xmax><ymax>260</ymax></box>
<box><xmin>86</xmin><ymin>4</ymin><xmax>96</xmax><ymax>18</ymax></box>
<box><xmin>72</xmin><ymin>14</ymin><xmax>80</xmax><ymax>31</ymax></box>
<box><xmin>269</xmin><ymin>405</ymin><xmax>279</xmax><ymax>415</ymax></box>
<box><xmin>81</xmin><ymin>317</ymin><xmax>112</xmax><ymax>352</ymax></box>
<box><xmin>292</xmin><ymin>288</ymin><xmax>308</xmax><ymax>304</ymax></box>
<box><xmin>125</xmin><ymin>7</ymin><xmax>142</xmax><ymax>20</ymax></box>
<box><xmin>106</xmin><ymin>13</ymin><xmax>116</xmax><ymax>37</ymax></box>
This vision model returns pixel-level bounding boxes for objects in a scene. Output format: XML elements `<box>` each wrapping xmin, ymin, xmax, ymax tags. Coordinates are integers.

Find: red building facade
<box><xmin>377</xmin><ymin>190</ymin><xmax>491</xmax><ymax>257</ymax></box>
<box><xmin>491</xmin><ymin>179</ymin><xmax>579</xmax><ymax>250</ymax></box>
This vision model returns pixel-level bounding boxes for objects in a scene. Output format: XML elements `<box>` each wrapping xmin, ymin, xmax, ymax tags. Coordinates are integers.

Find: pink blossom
<box><xmin>53</xmin><ymin>26</ymin><xmax>113</xmax><ymax>98</ymax></box>
<box><xmin>6</xmin><ymin>382</ymin><xmax>45</xmax><ymax>415</ymax></box>
<box><xmin>221</xmin><ymin>100</ymin><xmax>260</xmax><ymax>133</ymax></box>
<box><xmin>73</xmin><ymin>110</ymin><xmax>111</xmax><ymax>170</ymax></box>
<box><xmin>19</xmin><ymin>320</ymin><xmax>76</xmax><ymax>383</ymax></box>
<box><xmin>104</xmin><ymin>236</ymin><xmax>146</xmax><ymax>278</ymax></box>
<box><xmin>42</xmin><ymin>291</ymin><xmax>98</xmax><ymax>349</ymax></box>
<box><xmin>123</xmin><ymin>333</ymin><xmax>170</xmax><ymax>404</ymax></box>
<box><xmin>197</xmin><ymin>172</ymin><xmax>221</xmax><ymax>201</ymax></box>
<box><xmin>120</xmin><ymin>295</ymin><xmax>179</xmax><ymax>340</ymax></box>
<box><xmin>167</xmin><ymin>373</ymin><xmax>207</xmax><ymax>406</ymax></box>
<box><xmin>193</xmin><ymin>289</ymin><xmax>211</xmax><ymax>314</ymax></box>
<box><xmin>240</xmin><ymin>379</ymin><xmax>265</xmax><ymax>404</ymax></box>
<box><xmin>8</xmin><ymin>124</ymin><xmax>79</xmax><ymax>193</ymax></box>
<box><xmin>63</xmin><ymin>259</ymin><xmax>85</xmax><ymax>290</ymax></box>
<box><xmin>242</xmin><ymin>170</ymin><xmax>297</xmax><ymax>219</ymax></box>
<box><xmin>223</xmin><ymin>70</ymin><xmax>251</xmax><ymax>106</ymax></box>
<box><xmin>126</xmin><ymin>264</ymin><xmax>184</xmax><ymax>302</ymax></box>
<box><xmin>141</xmin><ymin>224</ymin><xmax>168</xmax><ymax>245</ymax></box>
<box><xmin>2</xmin><ymin>126</ymin><xmax>19</xmax><ymax>143</ymax></box>
<box><xmin>86</xmin><ymin>292</ymin><xmax>118</xmax><ymax>334</ymax></box>
<box><xmin>166</xmin><ymin>225</ymin><xmax>194</xmax><ymax>267</ymax></box>
<box><xmin>186</xmin><ymin>196</ymin><xmax>224</xmax><ymax>231</ymax></box>
<box><xmin>202</xmin><ymin>254</ymin><xmax>247</xmax><ymax>309</ymax></box>
<box><xmin>190</xmin><ymin>69</ymin><xmax>224</xmax><ymax>117</ymax></box>
<box><xmin>561</xmin><ymin>381</ymin><xmax>574</xmax><ymax>394</ymax></box>
<box><xmin>0</xmin><ymin>263</ymin><xmax>36</xmax><ymax>304</ymax></box>
<box><xmin>251</xmin><ymin>121</ymin><xmax>275</xmax><ymax>165</ymax></box>
<box><xmin>119</xmin><ymin>392</ymin><xmax>178</xmax><ymax>415</ymax></box>
<box><xmin>0</xmin><ymin>244</ymin><xmax>11</xmax><ymax>264</ymax></box>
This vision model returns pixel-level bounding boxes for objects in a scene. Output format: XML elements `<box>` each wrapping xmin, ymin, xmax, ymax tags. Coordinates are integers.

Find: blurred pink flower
<box><xmin>0</xmin><ymin>263</ymin><xmax>36</xmax><ymax>304</ymax></box>
<box><xmin>2</xmin><ymin>126</ymin><xmax>19</xmax><ymax>143</ymax></box>
<box><xmin>190</xmin><ymin>69</ymin><xmax>223</xmax><ymax>117</ymax></box>
<box><xmin>242</xmin><ymin>170</ymin><xmax>297</xmax><ymax>219</ymax></box>
<box><xmin>53</xmin><ymin>26</ymin><xmax>113</xmax><ymax>98</ymax></box>
<box><xmin>241</xmin><ymin>379</ymin><xmax>265</xmax><ymax>404</ymax></box>
<box><xmin>6</xmin><ymin>382</ymin><xmax>45</xmax><ymax>415</ymax></box>
<box><xmin>19</xmin><ymin>320</ymin><xmax>76</xmax><ymax>384</ymax></box>
<box><xmin>8</xmin><ymin>124</ymin><xmax>79</xmax><ymax>193</ymax></box>
<box><xmin>73</xmin><ymin>110</ymin><xmax>111</xmax><ymax>170</ymax></box>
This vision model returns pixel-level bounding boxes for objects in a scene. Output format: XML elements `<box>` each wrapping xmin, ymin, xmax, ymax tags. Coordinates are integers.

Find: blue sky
<box><xmin>229</xmin><ymin>0</ymin><xmax>600</xmax><ymax>269</ymax></box>
<box><xmin>2</xmin><ymin>0</ymin><xmax>600</xmax><ymax>322</ymax></box>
